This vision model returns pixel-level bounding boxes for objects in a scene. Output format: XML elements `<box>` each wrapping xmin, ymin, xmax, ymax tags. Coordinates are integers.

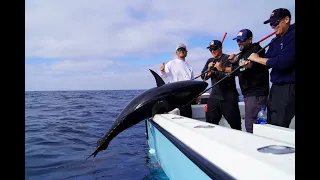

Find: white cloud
<box><xmin>25</xmin><ymin>0</ymin><xmax>295</xmax><ymax>90</ymax></box>
<box><xmin>26</xmin><ymin>0</ymin><xmax>295</xmax><ymax>59</ymax></box>
<box><xmin>25</xmin><ymin>47</ymin><xmax>240</xmax><ymax>91</ymax></box>
<box><xmin>26</xmin><ymin>60</ymin><xmax>123</xmax><ymax>75</ymax></box>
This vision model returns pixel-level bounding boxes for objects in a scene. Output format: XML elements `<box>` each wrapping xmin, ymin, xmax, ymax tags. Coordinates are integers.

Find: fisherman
<box><xmin>214</xmin><ymin>29</ymin><xmax>269</xmax><ymax>133</ymax></box>
<box><xmin>159</xmin><ymin>43</ymin><xmax>195</xmax><ymax>118</ymax></box>
<box><xmin>247</xmin><ymin>8</ymin><xmax>295</xmax><ymax>128</ymax></box>
<box><xmin>201</xmin><ymin>40</ymin><xmax>242</xmax><ymax>130</ymax></box>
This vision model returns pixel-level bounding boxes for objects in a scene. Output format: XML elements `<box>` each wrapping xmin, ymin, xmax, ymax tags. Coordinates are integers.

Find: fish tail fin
<box><xmin>84</xmin><ymin>148</ymin><xmax>100</xmax><ymax>162</ymax></box>
<box><xmin>84</xmin><ymin>139</ymin><xmax>110</xmax><ymax>162</ymax></box>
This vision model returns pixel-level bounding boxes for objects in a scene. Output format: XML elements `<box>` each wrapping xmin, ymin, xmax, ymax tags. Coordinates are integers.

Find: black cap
<box><xmin>232</xmin><ymin>29</ymin><xmax>253</xmax><ymax>40</ymax></box>
<box><xmin>263</xmin><ymin>8</ymin><xmax>291</xmax><ymax>24</ymax></box>
<box><xmin>206</xmin><ymin>40</ymin><xmax>222</xmax><ymax>49</ymax></box>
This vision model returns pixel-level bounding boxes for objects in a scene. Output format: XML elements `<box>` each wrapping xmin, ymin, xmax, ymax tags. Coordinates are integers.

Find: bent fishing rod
<box><xmin>192</xmin><ymin>31</ymin><xmax>276</xmax><ymax>80</ymax></box>
<box><xmin>191</xmin><ymin>32</ymin><xmax>228</xmax><ymax>80</ymax></box>
<box><xmin>221</xmin><ymin>32</ymin><xmax>228</xmax><ymax>43</ymax></box>
<box><xmin>200</xmin><ymin>35</ymin><xmax>279</xmax><ymax>95</ymax></box>
<box><xmin>181</xmin><ymin>35</ymin><xmax>280</xmax><ymax>109</ymax></box>
<box><xmin>194</xmin><ymin>22</ymin><xmax>296</xmax><ymax>81</ymax></box>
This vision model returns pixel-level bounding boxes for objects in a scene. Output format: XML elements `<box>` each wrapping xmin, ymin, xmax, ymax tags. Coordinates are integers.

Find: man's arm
<box><xmin>201</xmin><ymin>59</ymin><xmax>211</xmax><ymax>80</ymax></box>
<box><xmin>159</xmin><ymin>62</ymin><xmax>172</xmax><ymax>81</ymax></box>
<box><xmin>215</xmin><ymin>57</ymin><xmax>241</xmax><ymax>75</ymax></box>
<box><xmin>248</xmin><ymin>37</ymin><xmax>294</xmax><ymax>70</ymax></box>
<box><xmin>265</xmin><ymin>37</ymin><xmax>295</xmax><ymax>70</ymax></box>
<box><xmin>213</xmin><ymin>70</ymin><xmax>227</xmax><ymax>80</ymax></box>
<box><xmin>248</xmin><ymin>44</ymin><xmax>266</xmax><ymax>69</ymax></box>
<box><xmin>191</xmin><ymin>66</ymin><xmax>194</xmax><ymax>80</ymax></box>
<box><xmin>213</xmin><ymin>60</ymin><xmax>236</xmax><ymax>79</ymax></box>
<box><xmin>190</xmin><ymin>68</ymin><xmax>195</xmax><ymax>80</ymax></box>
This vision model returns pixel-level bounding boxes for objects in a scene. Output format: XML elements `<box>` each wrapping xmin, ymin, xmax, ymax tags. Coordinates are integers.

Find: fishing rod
<box><xmin>198</xmin><ymin>35</ymin><xmax>280</xmax><ymax>96</ymax></box>
<box><xmin>189</xmin><ymin>22</ymin><xmax>295</xmax><ymax>108</ymax></box>
<box><xmin>214</xmin><ymin>22</ymin><xmax>295</xmax><ymax>70</ymax></box>
<box><xmin>181</xmin><ymin>35</ymin><xmax>280</xmax><ymax>109</ymax></box>
<box><xmin>192</xmin><ymin>31</ymin><xmax>276</xmax><ymax>80</ymax></box>
<box><xmin>217</xmin><ymin>31</ymin><xmax>277</xmax><ymax>66</ymax></box>
<box><xmin>221</xmin><ymin>32</ymin><xmax>228</xmax><ymax>43</ymax></box>
<box><xmin>192</xmin><ymin>32</ymin><xmax>228</xmax><ymax>80</ymax></box>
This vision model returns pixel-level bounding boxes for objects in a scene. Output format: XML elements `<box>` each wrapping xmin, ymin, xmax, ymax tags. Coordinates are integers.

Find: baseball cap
<box><xmin>232</xmin><ymin>29</ymin><xmax>253</xmax><ymax>40</ymax></box>
<box><xmin>176</xmin><ymin>43</ymin><xmax>187</xmax><ymax>51</ymax></box>
<box><xmin>206</xmin><ymin>40</ymin><xmax>222</xmax><ymax>49</ymax></box>
<box><xmin>263</xmin><ymin>8</ymin><xmax>291</xmax><ymax>24</ymax></box>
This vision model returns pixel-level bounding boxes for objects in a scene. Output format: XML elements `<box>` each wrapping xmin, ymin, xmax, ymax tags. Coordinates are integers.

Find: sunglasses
<box><xmin>236</xmin><ymin>38</ymin><xmax>247</xmax><ymax>43</ymax></box>
<box><xmin>269</xmin><ymin>19</ymin><xmax>282</xmax><ymax>27</ymax></box>
<box><xmin>209</xmin><ymin>46</ymin><xmax>219</xmax><ymax>52</ymax></box>
<box><xmin>177</xmin><ymin>48</ymin><xmax>187</xmax><ymax>52</ymax></box>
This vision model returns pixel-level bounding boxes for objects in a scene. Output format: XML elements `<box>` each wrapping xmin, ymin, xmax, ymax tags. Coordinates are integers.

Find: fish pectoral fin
<box><xmin>152</xmin><ymin>100</ymin><xmax>170</xmax><ymax>116</ymax></box>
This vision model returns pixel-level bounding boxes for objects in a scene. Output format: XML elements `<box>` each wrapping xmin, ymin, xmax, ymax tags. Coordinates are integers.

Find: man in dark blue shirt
<box><xmin>247</xmin><ymin>8</ymin><xmax>295</xmax><ymax>128</ymax></box>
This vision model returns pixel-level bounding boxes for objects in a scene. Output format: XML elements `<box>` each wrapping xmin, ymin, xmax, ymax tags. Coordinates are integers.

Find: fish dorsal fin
<box><xmin>149</xmin><ymin>69</ymin><xmax>165</xmax><ymax>87</ymax></box>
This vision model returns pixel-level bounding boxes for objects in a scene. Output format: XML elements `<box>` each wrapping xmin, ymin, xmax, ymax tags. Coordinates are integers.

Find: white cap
<box><xmin>176</xmin><ymin>43</ymin><xmax>187</xmax><ymax>51</ymax></box>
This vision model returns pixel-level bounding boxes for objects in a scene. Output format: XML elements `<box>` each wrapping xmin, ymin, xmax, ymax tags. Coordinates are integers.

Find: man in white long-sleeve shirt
<box><xmin>159</xmin><ymin>44</ymin><xmax>194</xmax><ymax>82</ymax></box>
<box><xmin>159</xmin><ymin>43</ymin><xmax>195</xmax><ymax>118</ymax></box>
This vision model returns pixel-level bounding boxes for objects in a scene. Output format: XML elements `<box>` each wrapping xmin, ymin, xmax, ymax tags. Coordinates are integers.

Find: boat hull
<box><xmin>146</xmin><ymin>119</ymin><xmax>234</xmax><ymax>180</ymax></box>
<box><xmin>145</xmin><ymin>102</ymin><xmax>295</xmax><ymax>180</ymax></box>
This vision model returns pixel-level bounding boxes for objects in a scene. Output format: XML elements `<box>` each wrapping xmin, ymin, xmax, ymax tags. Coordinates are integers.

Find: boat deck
<box><xmin>146</xmin><ymin>102</ymin><xmax>295</xmax><ymax>180</ymax></box>
<box><xmin>190</xmin><ymin>102</ymin><xmax>295</xmax><ymax>131</ymax></box>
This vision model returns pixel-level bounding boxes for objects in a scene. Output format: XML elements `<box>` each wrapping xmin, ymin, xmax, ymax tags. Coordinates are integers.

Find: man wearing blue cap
<box><xmin>248</xmin><ymin>8</ymin><xmax>295</xmax><ymax>128</ymax></box>
<box><xmin>200</xmin><ymin>40</ymin><xmax>241</xmax><ymax>130</ymax></box>
<box><xmin>215</xmin><ymin>29</ymin><xmax>270</xmax><ymax>133</ymax></box>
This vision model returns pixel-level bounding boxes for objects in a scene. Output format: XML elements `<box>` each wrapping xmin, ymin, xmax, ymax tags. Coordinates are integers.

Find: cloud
<box><xmin>25</xmin><ymin>0</ymin><xmax>295</xmax><ymax>90</ymax></box>
<box><xmin>25</xmin><ymin>46</ymin><xmax>239</xmax><ymax>91</ymax></box>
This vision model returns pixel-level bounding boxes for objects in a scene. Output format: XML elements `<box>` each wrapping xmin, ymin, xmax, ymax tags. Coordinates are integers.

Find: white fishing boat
<box><xmin>146</xmin><ymin>93</ymin><xmax>295</xmax><ymax>180</ymax></box>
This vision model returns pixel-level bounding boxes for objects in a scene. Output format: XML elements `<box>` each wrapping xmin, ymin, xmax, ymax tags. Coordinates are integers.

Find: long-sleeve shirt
<box><xmin>201</xmin><ymin>54</ymin><xmax>239</xmax><ymax>101</ymax></box>
<box><xmin>265</xmin><ymin>24</ymin><xmax>295</xmax><ymax>84</ymax></box>
<box><xmin>159</xmin><ymin>59</ymin><xmax>194</xmax><ymax>83</ymax></box>
<box><xmin>230</xmin><ymin>43</ymin><xmax>270</xmax><ymax>98</ymax></box>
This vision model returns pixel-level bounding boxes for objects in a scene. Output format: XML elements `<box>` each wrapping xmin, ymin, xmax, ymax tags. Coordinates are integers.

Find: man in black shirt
<box><xmin>201</xmin><ymin>40</ymin><xmax>241</xmax><ymax>130</ymax></box>
<box><xmin>216</xmin><ymin>29</ymin><xmax>269</xmax><ymax>133</ymax></box>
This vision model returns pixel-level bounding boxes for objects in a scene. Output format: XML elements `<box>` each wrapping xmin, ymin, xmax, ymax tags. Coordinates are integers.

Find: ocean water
<box><xmin>25</xmin><ymin>89</ymin><xmax>243</xmax><ymax>180</ymax></box>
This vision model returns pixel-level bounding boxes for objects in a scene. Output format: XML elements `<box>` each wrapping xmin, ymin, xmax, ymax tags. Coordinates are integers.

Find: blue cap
<box><xmin>264</xmin><ymin>8</ymin><xmax>291</xmax><ymax>24</ymax></box>
<box><xmin>232</xmin><ymin>29</ymin><xmax>253</xmax><ymax>40</ymax></box>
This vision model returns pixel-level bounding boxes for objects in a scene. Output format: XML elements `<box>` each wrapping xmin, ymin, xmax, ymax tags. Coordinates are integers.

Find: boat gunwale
<box><xmin>148</xmin><ymin>119</ymin><xmax>236</xmax><ymax>180</ymax></box>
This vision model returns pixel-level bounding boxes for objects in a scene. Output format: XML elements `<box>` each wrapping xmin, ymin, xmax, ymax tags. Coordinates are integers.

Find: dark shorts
<box><xmin>244</xmin><ymin>96</ymin><xmax>268</xmax><ymax>133</ymax></box>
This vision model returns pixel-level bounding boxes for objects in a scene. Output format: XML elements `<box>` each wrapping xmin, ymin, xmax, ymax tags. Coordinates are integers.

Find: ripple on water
<box><xmin>25</xmin><ymin>90</ymin><xmax>187</xmax><ymax>180</ymax></box>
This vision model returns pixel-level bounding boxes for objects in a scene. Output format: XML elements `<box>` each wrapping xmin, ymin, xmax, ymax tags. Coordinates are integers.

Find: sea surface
<box><xmin>25</xmin><ymin>89</ymin><xmax>243</xmax><ymax>180</ymax></box>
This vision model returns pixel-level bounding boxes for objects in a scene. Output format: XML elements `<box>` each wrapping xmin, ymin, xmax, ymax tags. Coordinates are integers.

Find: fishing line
<box><xmin>192</xmin><ymin>31</ymin><xmax>277</xmax><ymax>80</ymax></box>
<box><xmin>181</xmin><ymin>34</ymin><xmax>281</xmax><ymax>109</ymax></box>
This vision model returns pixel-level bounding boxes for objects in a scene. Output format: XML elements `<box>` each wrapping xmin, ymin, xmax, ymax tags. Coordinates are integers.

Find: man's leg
<box><xmin>206</xmin><ymin>97</ymin><xmax>222</xmax><ymax>125</ymax></box>
<box><xmin>179</xmin><ymin>106</ymin><xmax>188</xmax><ymax>117</ymax></box>
<box><xmin>267</xmin><ymin>84</ymin><xmax>295</xmax><ymax>128</ymax></box>
<box><xmin>221</xmin><ymin>99</ymin><xmax>242</xmax><ymax>130</ymax></box>
<box><xmin>185</xmin><ymin>104</ymin><xmax>193</xmax><ymax>118</ymax></box>
<box><xmin>180</xmin><ymin>99</ymin><xmax>196</xmax><ymax>118</ymax></box>
<box><xmin>244</xmin><ymin>96</ymin><xmax>268</xmax><ymax>133</ymax></box>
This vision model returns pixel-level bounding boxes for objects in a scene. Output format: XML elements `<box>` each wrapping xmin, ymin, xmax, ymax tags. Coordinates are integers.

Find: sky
<box><xmin>25</xmin><ymin>0</ymin><xmax>295</xmax><ymax>91</ymax></box>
